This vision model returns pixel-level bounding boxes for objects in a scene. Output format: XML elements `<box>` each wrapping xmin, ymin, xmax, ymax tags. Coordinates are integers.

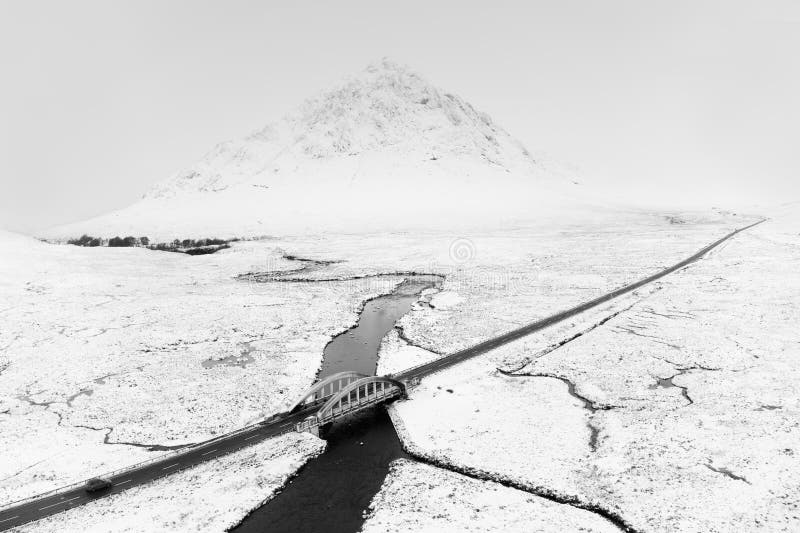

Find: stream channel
<box><xmin>232</xmin><ymin>274</ymin><xmax>442</xmax><ymax>533</ymax></box>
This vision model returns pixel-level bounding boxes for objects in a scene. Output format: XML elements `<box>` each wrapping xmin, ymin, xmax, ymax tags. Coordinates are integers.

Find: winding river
<box><xmin>233</xmin><ymin>275</ymin><xmax>441</xmax><ymax>533</ymax></box>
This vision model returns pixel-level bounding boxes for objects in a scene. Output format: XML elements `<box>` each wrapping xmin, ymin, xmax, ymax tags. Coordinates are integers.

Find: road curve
<box><xmin>0</xmin><ymin>219</ymin><xmax>763</xmax><ymax>531</ymax></box>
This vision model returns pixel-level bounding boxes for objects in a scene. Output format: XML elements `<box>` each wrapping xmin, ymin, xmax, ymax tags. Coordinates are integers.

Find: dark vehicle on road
<box><xmin>260</xmin><ymin>413</ymin><xmax>282</xmax><ymax>425</ymax></box>
<box><xmin>84</xmin><ymin>478</ymin><xmax>112</xmax><ymax>493</ymax></box>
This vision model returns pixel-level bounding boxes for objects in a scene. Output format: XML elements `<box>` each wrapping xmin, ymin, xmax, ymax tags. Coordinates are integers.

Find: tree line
<box><xmin>67</xmin><ymin>235</ymin><xmax>232</xmax><ymax>254</ymax></box>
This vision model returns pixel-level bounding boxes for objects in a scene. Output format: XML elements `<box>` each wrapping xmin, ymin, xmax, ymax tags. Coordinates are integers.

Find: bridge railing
<box><xmin>294</xmin><ymin>416</ymin><xmax>318</xmax><ymax>432</ymax></box>
<box><xmin>294</xmin><ymin>390</ymin><xmax>402</xmax><ymax>432</ymax></box>
<box><xmin>289</xmin><ymin>371</ymin><xmax>367</xmax><ymax>412</ymax></box>
<box><xmin>316</xmin><ymin>383</ymin><xmax>404</xmax><ymax>426</ymax></box>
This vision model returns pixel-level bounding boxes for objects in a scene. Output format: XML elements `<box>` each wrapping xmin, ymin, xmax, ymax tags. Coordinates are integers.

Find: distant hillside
<box><xmin>42</xmin><ymin>59</ymin><xmax>590</xmax><ymax>242</ymax></box>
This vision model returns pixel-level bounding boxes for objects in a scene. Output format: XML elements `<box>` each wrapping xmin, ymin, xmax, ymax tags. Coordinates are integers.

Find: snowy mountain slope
<box><xmin>42</xmin><ymin>59</ymin><xmax>591</xmax><ymax>241</ymax></box>
<box><xmin>149</xmin><ymin>59</ymin><xmax>541</xmax><ymax>198</ymax></box>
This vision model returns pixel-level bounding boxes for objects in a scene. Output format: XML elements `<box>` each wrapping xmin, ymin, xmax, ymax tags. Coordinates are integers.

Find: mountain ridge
<box><xmin>42</xmin><ymin>59</ymin><xmax>589</xmax><ymax>241</ymax></box>
<box><xmin>146</xmin><ymin>59</ymin><xmax>540</xmax><ymax>199</ymax></box>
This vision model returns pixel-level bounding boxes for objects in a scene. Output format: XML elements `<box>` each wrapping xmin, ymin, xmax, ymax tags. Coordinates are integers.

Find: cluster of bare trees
<box><xmin>67</xmin><ymin>235</ymin><xmax>231</xmax><ymax>254</ymax></box>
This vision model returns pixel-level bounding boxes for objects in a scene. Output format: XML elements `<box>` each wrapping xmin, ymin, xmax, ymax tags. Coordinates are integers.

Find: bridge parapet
<box><xmin>315</xmin><ymin>376</ymin><xmax>405</xmax><ymax>425</ymax></box>
<box><xmin>290</xmin><ymin>371</ymin><xmax>368</xmax><ymax>412</ymax></box>
<box><xmin>294</xmin><ymin>415</ymin><xmax>320</xmax><ymax>436</ymax></box>
<box><xmin>291</xmin><ymin>374</ymin><xmax>407</xmax><ymax>436</ymax></box>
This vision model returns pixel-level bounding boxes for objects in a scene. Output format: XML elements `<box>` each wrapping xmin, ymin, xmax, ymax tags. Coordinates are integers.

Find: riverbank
<box><xmin>375</xmin><ymin>210</ymin><xmax>800</xmax><ymax>531</ymax></box>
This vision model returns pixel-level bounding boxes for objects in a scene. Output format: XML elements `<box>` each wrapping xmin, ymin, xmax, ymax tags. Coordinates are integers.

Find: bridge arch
<box><xmin>315</xmin><ymin>376</ymin><xmax>405</xmax><ymax>424</ymax></box>
<box><xmin>290</xmin><ymin>371</ymin><xmax>367</xmax><ymax>412</ymax></box>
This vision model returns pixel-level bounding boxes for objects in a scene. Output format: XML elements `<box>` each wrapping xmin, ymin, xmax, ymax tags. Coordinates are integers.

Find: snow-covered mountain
<box><xmin>43</xmin><ymin>59</ymin><xmax>589</xmax><ymax>241</ymax></box>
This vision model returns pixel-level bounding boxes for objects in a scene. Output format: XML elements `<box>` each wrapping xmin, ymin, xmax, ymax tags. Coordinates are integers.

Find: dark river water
<box><xmin>316</xmin><ymin>275</ymin><xmax>442</xmax><ymax>379</ymax></box>
<box><xmin>232</xmin><ymin>275</ymin><xmax>441</xmax><ymax>533</ymax></box>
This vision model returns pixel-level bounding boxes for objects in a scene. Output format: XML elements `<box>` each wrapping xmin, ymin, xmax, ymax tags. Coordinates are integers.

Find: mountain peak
<box><xmin>36</xmin><ymin>60</ymin><xmax>587</xmax><ymax>241</ymax></box>
<box><xmin>272</xmin><ymin>58</ymin><xmax>530</xmax><ymax>161</ymax></box>
<box><xmin>363</xmin><ymin>56</ymin><xmax>418</xmax><ymax>77</ymax></box>
<box><xmin>146</xmin><ymin>60</ymin><xmax>539</xmax><ymax>199</ymax></box>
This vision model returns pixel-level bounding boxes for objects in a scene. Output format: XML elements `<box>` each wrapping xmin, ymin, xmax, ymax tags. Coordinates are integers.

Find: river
<box><xmin>232</xmin><ymin>275</ymin><xmax>441</xmax><ymax>533</ymax></box>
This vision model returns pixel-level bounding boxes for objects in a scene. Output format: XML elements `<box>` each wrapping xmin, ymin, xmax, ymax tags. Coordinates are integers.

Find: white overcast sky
<box><xmin>1</xmin><ymin>1</ymin><xmax>799</xmax><ymax>233</ymax></box>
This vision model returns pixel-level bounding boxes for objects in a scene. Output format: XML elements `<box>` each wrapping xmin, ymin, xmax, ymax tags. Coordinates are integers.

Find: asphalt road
<box><xmin>0</xmin><ymin>219</ymin><xmax>763</xmax><ymax>531</ymax></box>
<box><xmin>396</xmin><ymin>219</ymin><xmax>764</xmax><ymax>382</ymax></box>
<box><xmin>0</xmin><ymin>405</ymin><xmax>320</xmax><ymax>531</ymax></box>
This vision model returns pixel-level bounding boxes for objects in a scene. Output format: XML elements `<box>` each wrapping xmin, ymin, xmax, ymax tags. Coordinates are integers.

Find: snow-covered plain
<box><xmin>362</xmin><ymin>459</ymin><xmax>620</xmax><ymax>533</ymax></box>
<box><xmin>376</xmin><ymin>209</ymin><xmax>800</xmax><ymax>532</ymax></box>
<box><xmin>2</xmin><ymin>209</ymin><xmax>747</xmax><ymax>527</ymax></box>
<box><xmin>0</xmin><ymin>230</ymin><xmax>400</xmax><ymax>504</ymax></box>
<box><xmin>15</xmin><ymin>433</ymin><xmax>324</xmax><ymax>533</ymax></box>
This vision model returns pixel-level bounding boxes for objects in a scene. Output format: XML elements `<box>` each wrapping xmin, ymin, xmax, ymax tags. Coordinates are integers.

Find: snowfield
<box><xmin>15</xmin><ymin>433</ymin><xmax>324</xmax><ymax>533</ymax></box>
<box><xmin>0</xmin><ymin>231</ymin><xmax>399</xmax><ymax>504</ymax></box>
<box><xmin>2</xmin><ymin>210</ymin><xmax>747</xmax><ymax>522</ymax></box>
<box><xmin>377</xmin><ymin>210</ymin><xmax>800</xmax><ymax>532</ymax></box>
<box><xmin>3</xmin><ymin>206</ymin><xmax>762</xmax><ymax>527</ymax></box>
<box><xmin>361</xmin><ymin>459</ymin><xmax>620</xmax><ymax>533</ymax></box>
